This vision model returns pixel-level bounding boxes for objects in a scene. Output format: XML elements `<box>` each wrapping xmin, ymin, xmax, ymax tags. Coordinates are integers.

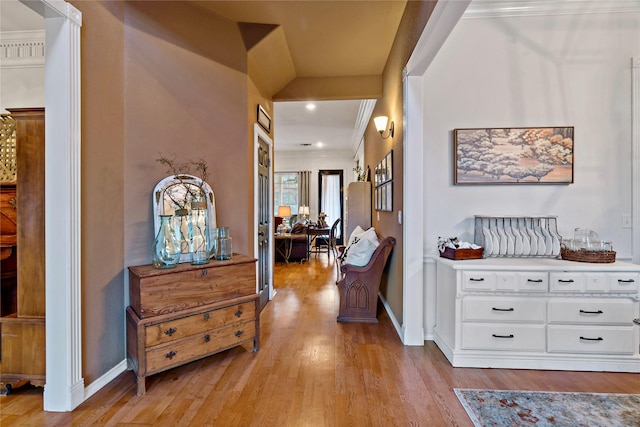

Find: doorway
<box><xmin>318</xmin><ymin>169</ymin><xmax>343</xmax><ymax>245</ymax></box>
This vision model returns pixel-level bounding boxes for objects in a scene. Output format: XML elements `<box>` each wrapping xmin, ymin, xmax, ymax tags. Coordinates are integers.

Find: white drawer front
<box><xmin>462</xmin><ymin>272</ymin><xmax>495</xmax><ymax>291</ymax></box>
<box><xmin>547</xmin><ymin>325</ymin><xmax>637</xmax><ymax>354</ymax></box>
<box><xmin>462</xmin><ymin>323</ymin><xmax>545</xmax><ymax>351</ymax></box>
<box><xmin>548</xmin><ymin>299</ymin><xmax>636</xmax><ymax>325</ymax></box>
<box><xmin>463</xmin><ymin>297</ymin><xmax>545</xmax><ymax>323</ymax></box>
<box><xmin>609</xmin><ymin>273</ymin><xmax>640</xmax><ymax>293</ymax></box>
<box><xmin>518</xmin><ymin>272</ymin><xmax>548</xmax><ymax>292</ymax></box>
<box><xmin>550</xmin><ymin>273</ymin><xmax>585</xmax><ymax>292</ymax></box>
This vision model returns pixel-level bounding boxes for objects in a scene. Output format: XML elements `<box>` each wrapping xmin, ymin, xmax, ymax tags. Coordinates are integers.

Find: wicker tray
<box><xmin>560</xmin><ymin>247</ymin><xmax>616</xmax><ymax>263</ymax></box>
<box><xmin>440</xmin><ymin>247</ymin><xmax>484</xmax><ymax>260</ymax></box>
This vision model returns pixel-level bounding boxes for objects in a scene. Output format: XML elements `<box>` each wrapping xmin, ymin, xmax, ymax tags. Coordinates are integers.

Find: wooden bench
<box><xmin>336</xmin><ymin>236</ymin><xmax>396</xmax><ymax>323</ymax></box>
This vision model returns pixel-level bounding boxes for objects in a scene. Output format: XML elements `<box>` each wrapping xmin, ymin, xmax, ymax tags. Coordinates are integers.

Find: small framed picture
<box><xmin>257</xmin><ymin>104</ymin><xmax>271</xmax><ymax>133</ymax></box>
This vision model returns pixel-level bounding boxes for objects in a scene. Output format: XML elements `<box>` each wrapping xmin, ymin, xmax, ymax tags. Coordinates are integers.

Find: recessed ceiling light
<box><xmin>305</xmin><ymin>103</ymin><xmax>316</xmax><ymax>111</ymax></box>
<box><xmin>316</xmin><ymin>142</ymin><xmax>324</xmax><ymax>147</ymax></box>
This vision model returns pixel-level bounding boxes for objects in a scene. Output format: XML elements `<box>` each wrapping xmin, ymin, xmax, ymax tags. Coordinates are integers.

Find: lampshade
<box><xmin>298</xmin><ymin>205</ymin><xmax>309</xmax><ymax>215</ymax></box>
<box><xmin>373</xmin><ymin>116</ymin><xmax>389</xmax><ymax>133</ymax></box>
<box><xmin>277</xmin><ymin>205</ymin><xmax>292</xmax><ymax>217</ymax></box>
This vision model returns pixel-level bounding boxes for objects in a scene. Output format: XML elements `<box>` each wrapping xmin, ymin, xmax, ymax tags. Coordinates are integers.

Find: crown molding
<box><xmin>463</xmin><ymin>1</ymin><xmax>640</xmax><ymax>19</ymax></box>
<box><xmin>0</xmin><ymin>29</ymin><xmax>45</xmax><ymax>68</ymax></box>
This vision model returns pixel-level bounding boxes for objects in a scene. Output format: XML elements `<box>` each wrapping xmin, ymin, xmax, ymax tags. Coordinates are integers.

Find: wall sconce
<box><xmin>373</xmin><ymin>116</ymin><xmax>394</xmax><ymax>139</ymax></box>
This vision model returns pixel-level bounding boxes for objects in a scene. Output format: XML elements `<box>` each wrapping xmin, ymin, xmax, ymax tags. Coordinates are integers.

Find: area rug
<box><xmin>454</xmin><ymin>388</ymin><xmax>640</xmax><ymax>427</ymax></box>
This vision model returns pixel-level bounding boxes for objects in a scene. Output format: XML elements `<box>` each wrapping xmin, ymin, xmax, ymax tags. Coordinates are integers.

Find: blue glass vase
<box><xmin>152</xmin><ymin>215</ymin><xmax>181</xmax><ymax>268</ymax></box>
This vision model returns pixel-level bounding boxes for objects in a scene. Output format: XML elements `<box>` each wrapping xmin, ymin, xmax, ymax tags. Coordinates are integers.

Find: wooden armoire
<box><xmin>0</xmin><ymin>108</ymin><xmax>46</xmax><ymax>393</ymax></box>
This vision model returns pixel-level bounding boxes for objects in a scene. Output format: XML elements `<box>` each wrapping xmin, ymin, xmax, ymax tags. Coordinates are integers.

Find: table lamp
<box><xmin>277</xmin><ymin>205</ymin><xmax>292</xmax><ymax>232</ymax></box>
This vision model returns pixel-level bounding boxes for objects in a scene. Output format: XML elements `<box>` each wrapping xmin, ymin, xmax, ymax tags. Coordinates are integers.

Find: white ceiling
<box><xmin>0</xmin><ymin>0</ymin><xmax>43</xmax><ymax>31</ymax></box>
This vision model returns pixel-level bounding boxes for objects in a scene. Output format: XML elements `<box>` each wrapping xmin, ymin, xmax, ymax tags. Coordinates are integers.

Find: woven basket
<box><xmin>560</xmin><ymin>247</ymin><xmax>616</xmax><ymax>263</ymax></box>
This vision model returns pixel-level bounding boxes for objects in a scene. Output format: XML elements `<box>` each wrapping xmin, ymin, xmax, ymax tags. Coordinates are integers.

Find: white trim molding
<box><xmin>351</xmin><ymin>99</ymin><xmax>376</xmax><ymax>158</ymax></box>
<box><xmin>0</xmin><ymin>30</ymin><xmax>45</xmax><ymax>68</ymax></box>
<box><xmin>28</xmin><ymin>0</ymin><xmax>84</xmax><ymax>412</ymax></box>
<box><xmin>464</xmin><ymin>0</ymin><xmax>640</xmax><ymax>19</ymax></box>
<box><xmin>632</xmin><ymin>57</ymin><xmax>640</xmax><ymax>264</ymax></box>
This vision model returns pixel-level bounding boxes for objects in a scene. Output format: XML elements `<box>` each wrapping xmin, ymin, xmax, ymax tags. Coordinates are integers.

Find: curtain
<box><xmin>321</xmin><ymin>174</ymin><xmax>341</xmax><ymax>238</ymax></box>
<box><xmin>298</xmin><ymin>170</ymin><xmax>311</xmax><ymax>207</ymax></box>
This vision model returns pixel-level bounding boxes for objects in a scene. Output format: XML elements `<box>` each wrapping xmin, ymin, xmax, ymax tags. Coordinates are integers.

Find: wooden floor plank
<box><xmin>1</xmin><ymin>255</ymin><xmax>639</xmax><ymax>426</ymax></box>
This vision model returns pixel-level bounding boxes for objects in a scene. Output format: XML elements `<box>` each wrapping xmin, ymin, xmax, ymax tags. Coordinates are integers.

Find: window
<box><xmin>274</xmin><ymin>172</ymin><xmax>298</xmax><ymax>216</ymax></box>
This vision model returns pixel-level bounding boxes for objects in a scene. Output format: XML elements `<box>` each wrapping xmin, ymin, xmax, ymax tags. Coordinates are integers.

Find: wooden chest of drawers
<box><xmin>127</xmin><ymin>256</ymin><xmax>259</xmax><ymax>395</ymax></box>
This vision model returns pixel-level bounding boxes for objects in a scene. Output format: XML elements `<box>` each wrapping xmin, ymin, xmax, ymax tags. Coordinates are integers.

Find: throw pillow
<box><xmin>343</xmin><ymin>227</ymin><xmax>379</xmax><ymax>267</ymax></box>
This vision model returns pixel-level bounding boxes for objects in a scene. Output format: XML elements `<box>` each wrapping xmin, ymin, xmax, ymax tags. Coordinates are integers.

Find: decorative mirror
<box><xmin>153</xmin><ymin>174</ymin><xmax>217</xmax><ymax>263</ymax></box>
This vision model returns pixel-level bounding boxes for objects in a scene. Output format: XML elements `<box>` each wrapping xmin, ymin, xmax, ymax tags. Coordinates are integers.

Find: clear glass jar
<box><xmin>189</xmin><ymin>195</ymin><xmax>209</xmax><ymax>265</ymax></box>
<box><xmin>152</xmin><ymin>215</ymin><xmax>181</xmax><ymax>268</ymax></box>
<box><xmin>214</xmin><ymin>227</ymin><xmax>233</xmax><ymax>260</ymax></box>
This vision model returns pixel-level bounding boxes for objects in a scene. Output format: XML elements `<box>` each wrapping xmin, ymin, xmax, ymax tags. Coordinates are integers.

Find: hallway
<box><xmin>1</xmin><ymin>255</ymin><xmax>638</xmax><ymax>426</ymax></box>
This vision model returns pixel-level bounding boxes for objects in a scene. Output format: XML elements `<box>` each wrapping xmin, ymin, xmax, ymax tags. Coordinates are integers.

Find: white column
<box><xmin>632</xmin><ymin>58</ymin><xmax>640</xmax><ymax>264</ymax></box>
<box><xmin>37</xmin><ymin>0</ymin><xmax>84</xmax><ymax>411</ymax></box>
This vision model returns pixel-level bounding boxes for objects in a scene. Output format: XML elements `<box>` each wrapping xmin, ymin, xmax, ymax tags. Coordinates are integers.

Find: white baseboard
<box><xmin>83</xmin><ymin>359</ymin><xmax>128</xmax><ymax>401</ymax></box>
<box><xmin>379</xmin><ymin>293</ymin><xmax>404</xmax><ymax>342</ymax></box>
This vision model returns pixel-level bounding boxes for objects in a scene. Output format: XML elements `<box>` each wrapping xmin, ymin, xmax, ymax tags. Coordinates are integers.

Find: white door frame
<box><xmin>19</xmin><ymin>0</ymin><xmax>84</xmax><ymax>411</ymax></box>
<box><xmin>253</xmin><ymin>123</ymin><xmax>275</xmax><ymax>300</ymax></box>
<box><xmin>402</xmin><ymin>0</ymin><xmax>471</xmax><ymax>345</ymax></box>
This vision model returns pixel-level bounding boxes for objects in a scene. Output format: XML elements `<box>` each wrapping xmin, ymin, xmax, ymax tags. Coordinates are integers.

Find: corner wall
<box><xmin>422</xmin><ymin>10</ymin><xmax>640</xmax><ymax>336</ymax></box>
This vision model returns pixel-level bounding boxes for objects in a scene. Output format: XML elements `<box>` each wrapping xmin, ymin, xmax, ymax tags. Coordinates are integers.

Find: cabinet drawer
<box><xmin>462</xmin><ymin>297</ymin><xmax>545</xmax><ymax>323</ymax></box>
<box><xmin>609</xmin><ymin>273</ymin><xmax>639</xmax><ymax>293</ymax></box>
<box><xmin>548</xmin><ymin>299</ymin><xmax>636</xmax><ymax>325</ymax></box>
<box><xmin>550</xmin><ymin>273</ymin><xmax>585</xmax><ymax>292</ymax></box>
<box><xmin>547</xmin><ymin>325</ymin><xmax>637</xmax><ymax>354</ymax></box>
<box><xmin>462</xmin><ymin>272</ymin><xmax>495</xmax><ymax>291</ymax></box>
<box><xmin>130</xmin><ymin>261</ymin><xmax>256</xmax><ymax>318</ymax></box>
<box><xmin>461</xmin><ymin>323</ymin><xmax>545</xmax><ymax>351</ymax></box>
<box><xmin>146</xmin><ymin>320</ymin><xmax>255</xmax><ymax>373</ymax></box>
<box><xmin>145</xmin><ymin>302</ymin><xmax>256</xmax><ymax>346</ymax></box>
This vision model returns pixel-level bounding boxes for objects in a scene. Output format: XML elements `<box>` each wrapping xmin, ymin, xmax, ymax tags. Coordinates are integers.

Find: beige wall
<box><xmin>365</xmin><ymin>1</ymin><xmax>436</xmax><ymax>324</ymax></box>
<box><xmin>74</xmin><ymin>0</ymin><xmax>126</xmax><ymax>384</ymax></box>
<box><xmin>72</xmin><ymin>0</ymin><xmax>254</xmax><ymax>383</ymax></box>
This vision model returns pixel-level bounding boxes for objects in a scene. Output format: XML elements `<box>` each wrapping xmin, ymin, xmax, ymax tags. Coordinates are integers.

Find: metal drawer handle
<box><xmin>618</xmin><ymin>279</ymin><xmax>635</xmax><ymax>283</ymax></box>
<box><xmin>234</xmin><ymin>330</ymin><xmax>244</xmax><ymax>338</ymax></box>
<box><xmin>201</xmin><ymin>269</ymin><xmax>208</xmax><ymax>277</ymax></box>
<box><xmin>204</xmin><ymin>313</ymin><xmax>210</xmax><ymax>321</ymax></box>
<box><xmin>580</xmin><ymin>336</ymin><xmax>603</xmax><ymax>341</ymax></box>
<box><xmin>165</xmin><ymin>350</ymin><xmax>177</xmax><ymax>360</ymax></box>
<box><xmin>204</xmin><ymin>334</ymin><xmax>210</xmax><ymax>343</ymax></box>
<box><xmin>579</xmin><ymin>309</ymin><xmax>603</xmax><ymax>315</ymax></box>
<box><xmin>558</xmin><ymin>279</ymin><xmax>574</xmax><ymax>283</ymax></box>
<box><xmin>164</xmin><ymin>327</ymin><xmax>177</xmax><ymax>336</ymax></box>
<box><xmin>492</xmin><ymin>307</ymin><xmax>514</xmax><ymax>312</ymax></box>
<box><xmin>492</xmin><ymin>334</ymin><xmax>514</xmax><ymax>339</ymax></box>
<box><xmin>234</xmin><ymin>309</ymin><xmax>243</xmax><ymax>317</ymax></box>
<box><xmin>469</xmin><ymin>278</ymin><xmax>485</xmax><ymax>282</ymax></box>
<box><xmin>527</xmin><ymin>279</ymin><xmax>543</xmax><ymax>283</ymax></box>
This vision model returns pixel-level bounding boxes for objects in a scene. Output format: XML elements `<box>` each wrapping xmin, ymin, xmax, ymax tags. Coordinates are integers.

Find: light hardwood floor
<box><xmin>1</xmin><ymin>255</ymin><xmax>639</xmax><ymax>426</ymax></box>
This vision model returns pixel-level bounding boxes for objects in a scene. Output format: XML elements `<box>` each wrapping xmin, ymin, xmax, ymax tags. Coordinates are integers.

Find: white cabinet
<box><xmin>434</xmin><ymin>257</ymin><xmax>640</xmax><ymax>372</ymax></box>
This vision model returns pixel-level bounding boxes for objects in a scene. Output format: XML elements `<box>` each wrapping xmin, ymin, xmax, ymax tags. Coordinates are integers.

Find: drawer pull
<box><xmin>234</xmin><ymin>330</ymin><xmax>244</xmax><ymax>338</ymax></box>
<box><xmin>618</xmin><ymin>279</ymin><xmax>635</xmax><ymax>283</ymax></box>
<box><xmin>165</xmin><ymin>350</ymin><xmax>177</xmax><ymax>360</ymax></box>
<box><xmin>492</xmin><ymin>334</ymin><xmax>514</xmax><ymax>339</ymax></box>
<box><xmin>579</xmin><ymin>309</ymin><xmax>603</xmax><ymax>315</ymax></box>
<box><xmin>204</xmin><ymin>334</ymin><xmax>210</xmax><ymax>343</ymax></box>
<box><xmin>558</xmin><ymin>279</ymin><xmax>574</xmax><ymax>283</ymax></box>
<box><xmin>469</xmin><ymin>278</ymin><xmax>485</xmax><ymax>282</ymax></box>
<box><xmin>234</xmin><ymin>309</ymin><xmax>243</xmax><ymax>317</ymax></box>
<box><xmin>527</xmin><ymin>279</ymin><xmax>543</xmax><ymax>283</ymax></box>
<box><xmin>492</xmin><ymin>307</ymin><xmax>514</xmax><ymax>312</ymax></box>
<box><xmin>201</xmin><ymin>269</ymin><xmax>208</xmax><ymax>277</ymax></box>
<box><xmin>204</xmin><ymin>313</ymin><xmax>210</xmax><ymax>321</ymax></box>
<box><xmin>164</xmin><ymin>327</ymin><xmax>177</xmax><ymax>336</ymax></box>
<box><xmin>580</xmin><ymin>336</ymin><xmax>603</xmax><ymax>342</ymax></box>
